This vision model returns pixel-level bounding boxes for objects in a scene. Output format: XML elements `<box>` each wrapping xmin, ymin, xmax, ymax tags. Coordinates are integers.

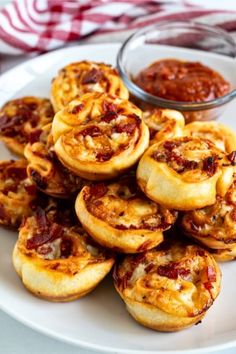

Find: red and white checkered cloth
<box><xmin>0</xmin><ymin>0</ymin><xmax>236</xmax><ymax>55</ymax></box>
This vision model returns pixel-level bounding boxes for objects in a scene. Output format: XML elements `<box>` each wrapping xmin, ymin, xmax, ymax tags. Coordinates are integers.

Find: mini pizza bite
<box><xmin>181</xmin><ymin>175</ymin><xmax>236</xmax><ymax>252</ymax></box>
<box><xmin>75</xmin><ymin>177</ymin><xmax>177</xmax><ymax>253</ymax></box>
<box><xmin>51</xmin><ymin>61</ymin><xmax>129</xmax><ymax>112</ymax></box>
<box><xmin>113</xmin><ymin>241</ymin><xmax>221</xmax><ymax>332</ymax></box>
<box><xmin>184</xmin><ymin>121</ymin><xmax>236</xmax><ymax>154</ymax></box>
<box><xmin>52</xmin><ymin>92</ymin><xmax>149</xmax><ymax>180</ymax></box>
<box><xmin>143</xmin><ymin>109</ymin><xmax>185</xmax><ymax>145</ymax></box>
<box><xmin>24</xmin><ymin>124</ymin><xmax>85</xmax><ymax>198</ymax></box>
<box><xmin>0</xmin><ymin>97</ymin><xmax>54</xmax><ymax>156</ymax></box>
<box><xmin>137</xmin><ymin>136</ymin><xmax>234</xmax><ymax>210</ymax></box>
<box><xmin>13</xmin><ymin>205</ymin><xmax>115</xmax><ymax>302</ymax></box>
<box><xmin>0</xmin><ymin>159</ymin><xmax>38</xmax><ymax>228</ymax></box>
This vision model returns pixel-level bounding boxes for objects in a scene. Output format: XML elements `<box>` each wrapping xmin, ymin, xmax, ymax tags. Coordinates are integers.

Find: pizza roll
<box><xmin>181</xmin><ymin>175</ymin><xmax>236</xmax><ymax>251</ymax></box>
<box><xmin>0</xmin><ymin>159</ymin><xmax>38</xmax><ymax>228</ymax></box>
<box><xmin>113</xmin><ymin>241</ymin><xmax>221</xmax><ymax>332</ymax></box>
<box><xmin>184</xmin><ymin>121</ymin><xmax>236</xmax><ymax>154</ymax></box>
<box><xmin>143</xmin><ymin>109</ymin><xmax>185</xmax><ymax>145</ymax></box>
<box><xmin>24</xmin><ymin>124</ymin><xmax>85</xmax><ymax>198</ymax></box>
<box><xmin>75</xmin><ymin>177</ymin><xmax>177</xmax><ymax>253</ymax></box>
<box><xmin>209</xmin><ymin>246</ymin><xmax>236</xmax><ymax>262</ymax></box>
<box><xmin>13</xmin><ymin>207</ymin><xmax>115</xmax><ymax>302</ymax></box>
<box><xmin>0</xmin><ymin>97</ymin><xmax>54</xmax><ymax>156</ymax></box>
<box><xmin>137</xmin><ymin>136</ymin><xmax>234</xmax><ymax>210</ymax></box>
<box><xmin>52</xmin><ymin>92</ymin><xmax>149</xmax><ymax>180</ymax></box>
<box><xmin>51</xmin><ymin>61</ymin><xmax>129</xmax><ymax>112</ymax></box>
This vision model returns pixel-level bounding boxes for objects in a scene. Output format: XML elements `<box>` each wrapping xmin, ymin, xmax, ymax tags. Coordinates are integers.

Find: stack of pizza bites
<box><xmin>0</xmin><ymin>61</ymin><xmax>235</xmax><ymax>333</ymax></box>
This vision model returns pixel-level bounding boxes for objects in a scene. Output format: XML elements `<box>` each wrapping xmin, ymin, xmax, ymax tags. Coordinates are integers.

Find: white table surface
<box><xmin>1</xmin><ymin>0</ymin><xmax>236</xmax><ymax>353</ymax></box>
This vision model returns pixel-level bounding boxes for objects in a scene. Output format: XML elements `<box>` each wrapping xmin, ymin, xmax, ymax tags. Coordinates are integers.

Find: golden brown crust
<box><xmin>113</xmin><ymin>241</ymin><xmax>221</xmax><ymax>332</ymax></box>
<box><xmin>137</xmin><ymin>136</ymin><xmax>233</xmax><ymax>210</ymax></box>
<box><xmin>13</xmin><ymin>206</ymin><xmax>115</xmax><ymax>302</ymax></box>
<box><xmin>184</xmin><ymin>121</ymin><xmax>236</xmax><ymax>154</ymax></box>
<box><xmin>51</xmin><ymin>61</ymin><xmax>129</xmax><ymax>112</ymax></box>
<box><xmin>0</xmin><ymin>159</ymin><xmax>38</xmax><ymax>228</ymax></box>
<box><xmin>0</xmin><ymin>97</ymin><xmax>54</xmax><ymax>156</ymax></box>
<box><xmin>143</xmin><ymin>109</ymin><xmax>185</xmax><ymax>145</ymax></box>
<box><xmin>52</xmin><ymin>92</ymin><xmax>149</xmax><ymax>180</ymax></box>
<box><xmin>181</xmin><ymin>176</ymin><xmax>236</xmax><ymax>250</ymax></box>
<box><xmin>75</xmin><ymin>178</ymin><xmax>177</xmax><ymax>253</ymax></box>
<box><xmin>24</xmin><ymin>124</ymin><xmax>85</xmax><ymax>198</ymax></box>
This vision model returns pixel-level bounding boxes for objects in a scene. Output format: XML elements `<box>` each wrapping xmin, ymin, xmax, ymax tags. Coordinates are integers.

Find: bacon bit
<box><xmin>26</xmin><ymin>232</ymin><xmax>52</xmax><ymax>249</ymax></box>
<box><xmin>102</xmin><ymin>101</ymin><xmax>117</xmax><ymax>113</ymax></box>
<box><xmin>28</xmin><ymin>129</ymin><xmax>42</xmax><ymax>144</ymax></box>
<box><xmin>80</xmin><ymin>126</ymin><xmax>101</xmax><ymax>137</ymax></box>
<box><xmin>24</xmin><ymin>184</ymin><xmax>37</xmax><ymax>195</ymax></box>
<box><xmin>27</xmin><ymin>102</ymin><xmax>38</xmax><ymax>111</ymax></box>
<box><xmin>6</xmin><ymin>166</ymin><xmax>27</xmax><ymax>180</ymax></box>
<box><xmin>228</xmin><ymin>151</ymin><xmax>236</xmax><ymax>166</ymax></box>
<box><xmin>96</xmin><ymin>151</ymin><xmax>113</xmax><ymax>161</ymax></box>
<box><xmin>163</xmin><ymin>140</ymin><xmax>179</xmax><ymax>151</ymax></box>
<box><xmin>157</xmin><ymin>263</ymin><xmax>190</xmax><ymax>279</ymax></box>
<box><xmin>70</xmin><ymin>103</ymin><xmax>84</xmax><ymax>114</ymax></box>
<box><xmin>206</xmin><ymin>266</ymin><xmax>216</xmax><ymax>282</ymax></box>
<box><xmin>102</xmin><ymin>111</ymin><xmax>118</xmax><ymax>123</ymax></box>
<box><xmin>89</xmin><ymin>183</ymin><xmax>108</xmax><ymax>199</ymax></box>
<box><xmin>30</xmin><ymin>169</ymin><xmax>47</xmax><ymax>190</ymax></box>
<box><xmin>60</xmin><ymin>237</ymin><xmax>72</xmax><ymax>258</ymax></box>
<box><xmin>49</xmin><ymin>223</ymin><xmax>64</xmax><ymax>241</ymax></box>
<box><xmin>145</xmin><ymin>262</ymin><xmax>155</xmax><ymax>272</ymax></box>
<box><xmin>35</xmin><ymin>208</ymin><xmax>48</xmax><ymax>231</ymax></box>
<box><xmin>115</xmin><ymin>122</ymin><xmax>137</xmax><ymax>135</ymax></box>
<box><xmin>230</xmin><ymin>209</ymin><xmax>236</xmax><ymax>221</ymax></box>
<box><xmin>82</xmin><ymin>68</ymin><xmax>103</xmax><ymax>84</ymax></box>
<box><xmin>204</xmin><ymin>281</ymin><xmax>213</xmax><ymax>291</ymax></box>
<box><xmin>122</xmin><ymin>271</ymin><xmax>133</xmax><ymax>289</ymax></box>
<box><xmin>202</xmin><ymin>156</ymin><xmax>217</xmax><ymax>176</ymax></box>
<box><xmin>184</xmin><ymin>160</ymin><xmax>198</xmax><ymax>170</ymax></box>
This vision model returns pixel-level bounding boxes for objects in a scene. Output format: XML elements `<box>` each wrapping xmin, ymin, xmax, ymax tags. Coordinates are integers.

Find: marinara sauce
<box><xmin>134</xmin><ymin>59</ymin><xmax>230</xmax><ymax>103</ymax></box>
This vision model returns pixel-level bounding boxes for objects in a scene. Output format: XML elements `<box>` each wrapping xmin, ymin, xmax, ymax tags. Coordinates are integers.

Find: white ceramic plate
<box><xmin>0</xmin><ymin>43</ymin><xmax>236</xmax><ymax>354</ymax></box>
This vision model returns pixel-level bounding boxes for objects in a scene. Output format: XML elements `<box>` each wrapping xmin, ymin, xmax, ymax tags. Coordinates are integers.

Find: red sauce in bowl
<box><xmin>134</xmin><ymin>59</ymin><xmax>230</xmax><ymax>103</ymax></box>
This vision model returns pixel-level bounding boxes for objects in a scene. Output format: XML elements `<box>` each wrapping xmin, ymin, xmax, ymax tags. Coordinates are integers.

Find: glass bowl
<box><xmin>117</xmin><ymin>21</ymin><xmax>236</xmax><ymax>123</ymax></box>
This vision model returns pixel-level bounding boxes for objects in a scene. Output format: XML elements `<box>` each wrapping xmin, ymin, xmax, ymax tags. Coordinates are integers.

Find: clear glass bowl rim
<box><xmin>117</xmin><ymin>20</ymin><xmax>236</xmax><ymax>112</ymax></box>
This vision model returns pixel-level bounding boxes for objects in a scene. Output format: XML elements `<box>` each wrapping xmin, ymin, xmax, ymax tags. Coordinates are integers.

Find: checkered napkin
<box><xmin>0</xmin><ymin>0</ymin><xmax>236</xmax><ymax>55</ymax></box>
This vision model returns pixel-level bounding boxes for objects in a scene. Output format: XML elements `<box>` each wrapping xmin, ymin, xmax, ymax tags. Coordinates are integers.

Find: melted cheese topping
<box><xmin>115</xmin><ymin>243</ymin><xmax>220</xmax><ymax>317</ymax></box>
<box><xmin>151</xmin><ymin>137</ymin><xmax>223</xmax><ymax>182</ymax></box>
<box><xmin>84</xmin><ymin>179</ymin><xmax>177</xmax><ymax>230</ymax></box>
